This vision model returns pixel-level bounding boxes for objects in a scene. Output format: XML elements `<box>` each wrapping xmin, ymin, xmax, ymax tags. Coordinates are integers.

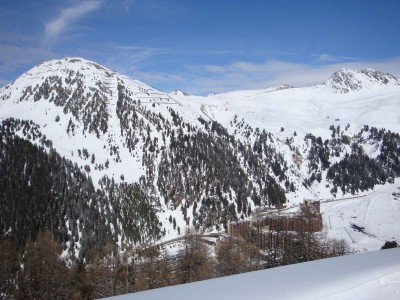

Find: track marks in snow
<box><xmin>380</xmin><ymin>271</ymin><xmax>400</xmax><ymax>296</ymax></box>
<box><xmin>363</xmin><ymin>198</ymin><xmax>371</xmax><ymax>221</ymax></box>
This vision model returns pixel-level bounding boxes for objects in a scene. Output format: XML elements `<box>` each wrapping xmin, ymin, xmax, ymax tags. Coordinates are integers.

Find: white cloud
<box><xmin>44</xmin><ymin>0</ymin><xmax>102</xmax><ymax>42</ymax></box>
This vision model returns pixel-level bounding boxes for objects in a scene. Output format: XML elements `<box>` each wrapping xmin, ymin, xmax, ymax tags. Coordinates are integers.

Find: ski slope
<box><xmin>106</xmin><ymin>248</ymin><xmax>400</xmax><ymax>300</ymax></box>
<box><xmin>321</xmin><ymin>177</ymin><xmax>400</xmax><ymax>252</ymax></box>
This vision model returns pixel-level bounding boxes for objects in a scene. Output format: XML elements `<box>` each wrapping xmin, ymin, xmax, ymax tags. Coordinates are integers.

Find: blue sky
<box><xmin>1</xmin><ymin>0</ymin><xmax>400</xmax><ymax>95</ymax></box>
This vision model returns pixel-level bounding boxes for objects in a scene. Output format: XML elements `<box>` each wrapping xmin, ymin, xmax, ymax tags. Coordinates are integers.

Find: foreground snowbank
<box><xmin>106</xmin><ymin>248</ymin><xmax>400</xmax><ymax>300</ymax></box>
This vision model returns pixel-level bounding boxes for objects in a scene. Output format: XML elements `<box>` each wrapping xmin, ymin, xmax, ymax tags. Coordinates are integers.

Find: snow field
<box><xmin>106</xmin><ymin>248</ymin><xmax>400</xmax><ymax>300</ymax></box>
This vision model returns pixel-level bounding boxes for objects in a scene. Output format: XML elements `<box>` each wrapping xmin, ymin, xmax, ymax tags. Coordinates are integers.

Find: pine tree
<box><xmin>176</xmin><ymin>233</ymin><xmax>214</xmax><ymax>284</ymax></box>
<box><xmin>0</xmin><ymin>239</ymin><xmax>19</xmax><ymax>298</ymax></box>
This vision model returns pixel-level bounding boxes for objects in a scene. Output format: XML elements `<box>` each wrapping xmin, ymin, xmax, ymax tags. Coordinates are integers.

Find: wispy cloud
<box><xmin>133</xmin><ymin>70</ymin><xmax>186</xmax><ymax>84</ymax></box>
<box><xmin>0</xmin><ymin>39</ymin><xmax>52</xmax><ymax>84</ymax></box>
<box><xmin>100</xmin><ymin>44</ymin><xmax>168</xmax><ymax>75</ymax></box>
<box><xmin>314</xmin><ymin>53</ymin><xmax>361</xmax><ymax>63</ymax></box>
<box><xmin>44</xmin><ymin>0</ymin><xmax>102</xmax><ymax>43</ymax></box>
<box><xmin>121</xmin><ymin>0</ymin><xmax>136</xmax><ymax>12</ymax></box>
<box><xmin>112</xmin><ymin>45</ymin><xmax>167</xmax><ymax>54</ymax></box>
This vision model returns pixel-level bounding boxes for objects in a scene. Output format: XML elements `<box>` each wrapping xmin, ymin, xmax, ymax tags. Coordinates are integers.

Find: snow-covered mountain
<box><xmin>323</xmin><ymin>68</ymin><xmax>400</xmax><ymax>93</ymax></box>
<box><xmin>1</xmin><ymin>57</ymin><xmax>400</xmax><ymax>257</ymax></box>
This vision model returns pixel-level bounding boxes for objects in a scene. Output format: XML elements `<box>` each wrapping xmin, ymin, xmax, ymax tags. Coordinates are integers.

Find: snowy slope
<box><xmin>106</xmin><ymin>248</ymin><xmax>400</xmax><ymax>300</ymax></box>
<box><xmin>321</xmin><ymin>177</ymin><xmax>400</xmax><ymax>252</ymax></box>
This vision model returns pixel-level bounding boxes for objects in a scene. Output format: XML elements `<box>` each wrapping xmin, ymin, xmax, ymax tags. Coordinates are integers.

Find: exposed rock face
<box><xmin>322</xmin><ymin>68</ymin><xmax>399</xmax><ymax>93</ymax></box>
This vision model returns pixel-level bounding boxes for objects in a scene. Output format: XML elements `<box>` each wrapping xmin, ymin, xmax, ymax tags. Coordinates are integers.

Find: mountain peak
<box><xmin>169</xmin><ymin>89</ymin><xmax>190</xmax><ymax>96</ymax></box>
<box><xmin>33</xmin><ymin>57</ymin><xmax>114</xmax><ymax>75</ymax></box>
<box><xmin>322</xmin><ymin>68</ymin><xmax>399</xmax><ymax>93</ymax></box>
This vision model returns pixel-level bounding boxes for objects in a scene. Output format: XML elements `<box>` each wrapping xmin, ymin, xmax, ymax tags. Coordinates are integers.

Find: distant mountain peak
<box><xmin>322</xmin><ymin>68</ymin><xmax>399</xmax><ymax>93</ymax></box>
<box><xmin>169</xmin><ymin>89</ymin><xmax>190</xmax><ymax>96</ymax></box>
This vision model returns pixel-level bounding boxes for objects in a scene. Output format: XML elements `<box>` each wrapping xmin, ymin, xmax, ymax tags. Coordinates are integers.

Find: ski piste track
<box><xmin>137</xmin><ymin>232</ymin><xmax>228</xmax><ymax>252</ymax></box>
